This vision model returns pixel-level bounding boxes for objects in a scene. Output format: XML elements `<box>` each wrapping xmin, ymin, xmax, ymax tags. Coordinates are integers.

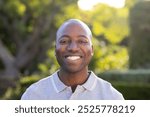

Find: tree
<box><xmin>0</xmin><ymin>0</ymin><xmax>77</xmax><ymax>86</ymax></box>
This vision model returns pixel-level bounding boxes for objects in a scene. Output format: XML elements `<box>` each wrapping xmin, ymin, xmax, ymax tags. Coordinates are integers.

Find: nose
<box><xmin>67</xmin><ymin>41</ymin><xmax>79</xmax><ymax>52</ymax></box>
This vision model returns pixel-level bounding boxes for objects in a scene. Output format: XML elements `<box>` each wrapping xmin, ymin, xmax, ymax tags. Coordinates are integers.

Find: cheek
<box><xmin>82</xmin><ymin>47</ymin><xmax>93</xmax><ymax>62</ymax></box>
<box><xmin>85</xmin><ymin>47</ymin><xmax>93</xmax><ymax>56</ymax></box>
<box><xmin>55</xmin><ymin>48</ymin><xmax>62</xmax><ymax>58</ymax></box>
<box><xmin>55</xmin><ymin>48</ymin><xmax>63</xmax><ymax>65</ymax></box>
<box><xmin>55</xmin><ymin>46</ymin><xmax>66</xmax><ymax>57</ymax></box>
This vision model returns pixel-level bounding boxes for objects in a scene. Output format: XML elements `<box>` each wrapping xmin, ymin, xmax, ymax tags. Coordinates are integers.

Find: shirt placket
<box><xmin>69</xmin><ymin>86</ymin><xmax>84</xmax><ymax>100</ymax></box>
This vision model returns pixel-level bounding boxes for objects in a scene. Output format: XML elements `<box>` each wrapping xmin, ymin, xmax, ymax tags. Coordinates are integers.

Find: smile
<box><xmin>65</xmin><ymin>56</ymin><xmax>81</xmax><ymax>61</ymax></box>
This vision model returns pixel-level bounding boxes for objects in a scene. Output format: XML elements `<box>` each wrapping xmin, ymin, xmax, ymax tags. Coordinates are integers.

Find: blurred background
<box><xmin>0</xmin><ymin>0</ymin><xmax>150</xmax><ymax>99</ymax></box>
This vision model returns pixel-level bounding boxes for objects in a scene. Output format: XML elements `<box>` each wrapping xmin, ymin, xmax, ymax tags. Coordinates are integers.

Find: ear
<box><xmin>91</xmin><ymin>45</ymin><xmax>94</xmax><ymax>56</ymax></box>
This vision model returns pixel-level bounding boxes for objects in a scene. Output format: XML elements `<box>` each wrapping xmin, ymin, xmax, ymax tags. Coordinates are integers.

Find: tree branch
<box><xmin>0</xmin><ymin>13</ymin><xmax>22</xmax><ymax>49</ymax></box>
<box><xmin>0</xmin><ymin>40</ymin><xmax>15</xmax><ymax>68</ymax></box>
<box><xmin>15</xmin><ymin>1</ymin><xmax>59</xmax><ymax>69</ymax></box>
<box><xmin>0</xmin><ymin>40</ymin><xmax>20</xmax><ymax>80</ymax></box>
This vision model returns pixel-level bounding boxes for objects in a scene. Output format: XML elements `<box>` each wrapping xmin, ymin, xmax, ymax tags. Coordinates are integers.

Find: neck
<box><xmin>58</xmin><ymin>68</ymin><xmax>89</xmax><ymax>91</ymax></box>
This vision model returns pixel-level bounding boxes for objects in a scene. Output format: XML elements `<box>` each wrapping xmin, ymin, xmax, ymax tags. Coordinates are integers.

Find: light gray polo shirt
<box><xmin>21</xmin><ymin>71</ymin><xmax>124</xmax><ymax>100</ymax></box>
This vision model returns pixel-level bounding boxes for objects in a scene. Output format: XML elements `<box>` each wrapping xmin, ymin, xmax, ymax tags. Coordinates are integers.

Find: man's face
<box><xmin>55</xmin><ymin>23</ymin><xmax>93</xmax><ymax>73</ymax></box>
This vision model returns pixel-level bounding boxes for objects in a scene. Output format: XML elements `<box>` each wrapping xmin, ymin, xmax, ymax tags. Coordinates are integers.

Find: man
<box><xmin>21</xmin><ymin>19</ymin><xmax>124</xmax><ymax>100</ymax></box>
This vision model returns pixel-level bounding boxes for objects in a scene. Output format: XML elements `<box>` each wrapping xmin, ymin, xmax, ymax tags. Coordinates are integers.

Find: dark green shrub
<box><xmin>99</xmin><ymin>69</ymin><xmax>150</xmax><ymax>99</ymax></box>
<box><xmin>99</xmin><ymin>69</ymin><xmax>150</xmax><ymax>83</ymax></box>
<box><xmin>112</xmin><ymin>82</ymin><xmax>150</xmax><ymax>100</ymax></box>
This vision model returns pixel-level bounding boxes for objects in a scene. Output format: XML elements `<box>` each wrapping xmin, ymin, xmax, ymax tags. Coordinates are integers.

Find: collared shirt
<box><xmin>21</xmin><ymin>71</ymin><xmax>124</xmax><ymax>100</ymax></box>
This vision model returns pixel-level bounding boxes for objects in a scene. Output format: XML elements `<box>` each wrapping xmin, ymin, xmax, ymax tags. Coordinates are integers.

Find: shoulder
<box><xmin>29</xmin><ymin>75</ymin><xmax>52</xmax><ymax>90</ymax></box>
<box><xmin>21</xmin><ymin>74</ymin><xmax>54</xmax><ymax>100</ymax></box>
<box><xmin>91</xmin><ymin>72</ymin><xmax>124</xmax><ymax>100</ymax></box>
<box><xmin>90</xmin><ymin>71</ymin><xmax>112</xmax><ymax>87</ymax></box>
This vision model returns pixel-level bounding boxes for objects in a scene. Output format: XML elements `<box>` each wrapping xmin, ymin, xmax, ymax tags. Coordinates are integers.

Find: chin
<box><xmin>63</xmin><ymin>66</ymin><xmax>87</xmax><ymax>74</ymax></box>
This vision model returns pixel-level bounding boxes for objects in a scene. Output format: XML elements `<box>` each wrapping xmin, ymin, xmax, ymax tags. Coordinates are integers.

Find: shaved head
<box><xmin>56</xmin><ymin>19</ymin><xmax>92</xmax><ymax>45</ymax></box>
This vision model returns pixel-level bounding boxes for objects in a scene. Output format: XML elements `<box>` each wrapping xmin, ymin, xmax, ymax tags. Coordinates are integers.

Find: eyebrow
<box><xmin>59</xmin><ymin>35</ymin><xmax>70</xmax><ymax>39</ymax></box>
<box><xmin>77</xmin><ymin>35</ymin><xmax>88</xmax><ymax>39</ymax></box>
<box><xmin>59</xmin><ymin>35</ymin><xmax>88</xmax><ymax>39</ymax></box>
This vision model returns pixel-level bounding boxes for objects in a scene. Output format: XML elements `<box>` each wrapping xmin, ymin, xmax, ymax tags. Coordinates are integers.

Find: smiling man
<box><xmin>21</xmin><ymin>19</ymin><xmax>124</xmax><ymax>100</ymax></box>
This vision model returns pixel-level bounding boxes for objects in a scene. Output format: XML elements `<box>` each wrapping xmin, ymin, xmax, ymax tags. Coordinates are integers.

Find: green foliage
<box><xmin>129</xmin><ymin>1</ymin><xmax>150</xmax><ymax>68</ymax></box>
<box><xmin>113</xmin><ymin>82</ymin><xmax>150</xmax><ymax>100</ymax></box>
<box><xmin>55</xmin><ymin>4</ymin><xmax>80</xmax><ymax>26</ymax></box>
<box><xmin>38</xmin><ymin>43</ymin><xmax>59</xmax><ymax>76</ymax></box>
<box><xmin>1</xmin><ymin>75</ymin><xmax>41</xmax><ymax>99</ymax></box>
<box><xmin>0</xmin><ymin>0</ymin><xmax>25</xmax><ymax>17</ymax></box>
<box><xmin>89</xmin><ymin>38</ymin><xmax>128</xmax><ymax>74</ymax></box>
<box><xmin>99</xmin><ymin>69</ymin><xmax>150</xmax><ymax>83</ymax></box>
<box><xmin>99</xmin><ymin>69</ymin><xmax>150</xmax><ymax>99</ymax></box>
<box><xmin>85</xmin><ymin>4</ymin><xmax>129</xmax><ymax>44</ymax></box>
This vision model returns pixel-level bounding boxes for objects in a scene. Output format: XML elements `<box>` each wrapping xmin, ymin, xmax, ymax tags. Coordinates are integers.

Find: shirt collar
<box><xmin>52</xmin><ymin>71</ymin><xmax>97</xmax><ymax>93</ymax></box>
<box><xmin>82</xmin><ymin>71</ymin><xmax>97</xmax><ymax>91</ymax></box>
<box><xmin>52</xmin><ymin>71</ymin><xmax>68</xmax><ymax>93</ymax></box>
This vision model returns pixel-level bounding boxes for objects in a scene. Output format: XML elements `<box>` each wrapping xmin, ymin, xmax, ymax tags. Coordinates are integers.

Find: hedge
<box><xmin>112</xmin><ymin>82</ymin><xmax>150</xmax><ymax>100</ymax></box>
<box><xmin>99</xmin><ymin>69</ymin><xmax>150</xmax><ymax>83</ymax></box>
<box><xmin>99</xmin><ymin>69</ymin><xmax>150</xmax><ymax>100</ymax></box>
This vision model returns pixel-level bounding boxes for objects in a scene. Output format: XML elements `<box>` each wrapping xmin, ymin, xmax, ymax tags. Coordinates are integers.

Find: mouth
<box><xmin>65</xmin><ymin>55</ymin><xmax>82</xmax><ymax>61</ymax></box>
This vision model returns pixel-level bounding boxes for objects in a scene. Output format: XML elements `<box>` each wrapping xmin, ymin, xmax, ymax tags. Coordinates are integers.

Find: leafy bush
<box><xmin>1</xmin><ymin>75</ymin><xmax>41</xmax><ymax>100</ymax></box>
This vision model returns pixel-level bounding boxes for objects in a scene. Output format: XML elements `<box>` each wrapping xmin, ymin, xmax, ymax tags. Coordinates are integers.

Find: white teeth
<box><xmin>66</xmin><ymin>56</ymin><xmax>80</xmax><ymax>60</ymax></box>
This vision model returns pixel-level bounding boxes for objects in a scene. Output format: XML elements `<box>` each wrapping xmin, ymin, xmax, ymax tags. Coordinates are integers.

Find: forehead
<box><xmin>60</xmin><ymin>23</ymin><xmax>88</xmax><ymax>37</ymax></box>
<box><xmin>56</xmin><ymin>20</ymin><xmax>92</xmax><ymax>40</ymax></box>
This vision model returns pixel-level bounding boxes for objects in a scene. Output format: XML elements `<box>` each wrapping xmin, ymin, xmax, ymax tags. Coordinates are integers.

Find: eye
<box><xmin>60</xmin><ymin>40</ymin><xmax>67</xmax><ymax>44</ymax></box>
<box><xmin>78</xmin><ymin>39</ymin><xmax>88</xmax><ymax>44</ymax></box>
<box><xmin>59</xmin><ymin>38</ymin><xmax>70</xmax><ymax>45</ymax></box>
